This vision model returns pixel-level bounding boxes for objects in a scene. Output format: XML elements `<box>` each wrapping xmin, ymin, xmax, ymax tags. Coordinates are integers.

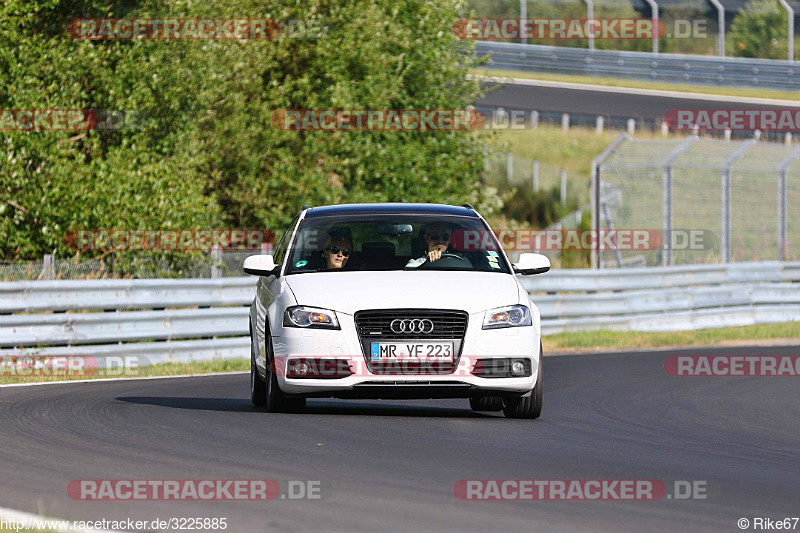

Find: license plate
<box><xmin>371</xmin><ymin>342</ymin><xmax>454</xmax><ymax>361</ymax></box>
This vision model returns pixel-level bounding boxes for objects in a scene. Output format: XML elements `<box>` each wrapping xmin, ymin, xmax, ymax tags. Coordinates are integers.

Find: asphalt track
<box><xmin>1</xmin><ymin>345</ymin><xmax>799</xmax><ymax>532</ymax></box>
<box><xmin>477</xmin><ymin>81</ymin><xmax>800</xmax><ymax>122</ymax></box>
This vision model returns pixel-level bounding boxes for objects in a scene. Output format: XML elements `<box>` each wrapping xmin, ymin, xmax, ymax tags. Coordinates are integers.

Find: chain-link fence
<box><xmin>484</xmin><ymin>151</ymin><xmax>591</xmax><ymax>267</ymax></box>
<box><xmin>485</xmin><ymin>151</ymin><xmax>589</xmax><ymax>208</ymax></box>
<box><xmin>0</xmin><ymin>249</ymin><xmax>258</xmax><ymax>281</ymax></box>
<box><xmin>595</xmin><ymin>134</ymin><xmax>800</xmax><ymax>268</ymax></box>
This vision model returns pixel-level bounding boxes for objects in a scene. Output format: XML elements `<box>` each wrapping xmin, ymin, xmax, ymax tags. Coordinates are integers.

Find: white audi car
<box><xmin>244</xmin><ymin>203</ymin><xmax>550</xmax><ymax>418</ymax></box>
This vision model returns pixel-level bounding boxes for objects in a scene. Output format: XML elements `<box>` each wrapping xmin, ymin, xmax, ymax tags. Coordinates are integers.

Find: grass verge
<box><xmin>480</xmin><ymin>125</ymin><xmax>621</xmax><ymax>177</ymax></box>
<box><xmin>477</xmin><ymin>118</ymin><xmax>681</xmax><ymax>178</ymax></box>
<box><xmin>0</xmin><ymin>358</ymin><xmax>248</xmax><ymax>386</ymax></box>
<box><xmin>474</xmin><ymin>68</ymin><xmax>800</xmax><ymax>101</ymax></box>
<box><xmin>543</xmin><ymin>321</ymin><xmax>800</xmax><ymax>352</ymax></box>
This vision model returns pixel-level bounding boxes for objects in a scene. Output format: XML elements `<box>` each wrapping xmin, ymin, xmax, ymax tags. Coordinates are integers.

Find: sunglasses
<box><xmin>325</xmin><ymin>246</ymin><xmax>351</xmax><ymax>256</ymax></box>
<box><xmin>427</xmin><ymin>232</ymin><xmax>450</xmax><ymax>241</ymax></box>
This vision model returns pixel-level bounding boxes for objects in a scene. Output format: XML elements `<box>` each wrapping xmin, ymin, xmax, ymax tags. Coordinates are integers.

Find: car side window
<box><xmin>273</xmin><ymin>215</ymin><xmax>299</xmax><ymax>266</ymax></box>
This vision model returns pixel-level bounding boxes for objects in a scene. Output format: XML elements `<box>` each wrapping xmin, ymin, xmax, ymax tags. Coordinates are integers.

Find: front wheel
<box><xmin>469</xmin><ymin>396</ymin><xmax>504</xmax><ymax>412</ymax></box>
<box><xmin>503</xmin><ymin>344</ymin><xmax>543</xmax><ymax>419</ymax></box>
<box><xmin>250</xmin><ymin>324</ymin><xmax>267</xmax><ymax>406</ymax></box>
<box><xmin>263</xmin><ymin>331</ymin><xmax>306</xmax><ymax>413</ymax></box>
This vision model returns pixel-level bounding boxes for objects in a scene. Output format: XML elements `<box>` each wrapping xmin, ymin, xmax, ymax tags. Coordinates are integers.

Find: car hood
<box><xmin>285</xmin><ymin>271</ymin><xmax>520</xmax><ymax>315</ymax></box>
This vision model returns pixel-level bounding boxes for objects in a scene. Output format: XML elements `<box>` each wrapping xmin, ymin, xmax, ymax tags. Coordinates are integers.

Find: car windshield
<box><xmin>285</xmin><ymin>214</ymin><xmax>510</xmax><ymax>274</ymax></box>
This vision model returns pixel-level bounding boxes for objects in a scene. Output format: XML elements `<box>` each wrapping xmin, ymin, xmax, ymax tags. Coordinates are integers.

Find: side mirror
<box><xmin>513</xmin><ymin>253</ymin><xmax>550</xmax><ymax>275</ymax></box>
<box><xmin>243</xmin><ymin>254</ymin><xmax>279</xmax><ymax>276</ymax></box>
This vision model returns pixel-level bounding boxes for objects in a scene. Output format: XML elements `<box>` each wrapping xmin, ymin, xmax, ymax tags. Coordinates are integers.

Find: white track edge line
<box><xmin>0</xmin><ymin>370</ymin><xmax>248</xmax><ymax>388</ymax></box>
<box><xmin>547</xmin><ymin>340</ymin><xmax>800</xmax><ymax>357</ymax></box>
<box><xmin>470</xmin><ymin>74</ymin><xmax>800</xmax><ymax>107</ymax></box>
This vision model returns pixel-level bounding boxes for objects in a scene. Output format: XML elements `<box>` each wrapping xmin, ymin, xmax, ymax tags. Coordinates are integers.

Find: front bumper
<box><xmin>272</xmin><ymin>311</ymin><xmax>540</xmax><ymax>397</ymax></box>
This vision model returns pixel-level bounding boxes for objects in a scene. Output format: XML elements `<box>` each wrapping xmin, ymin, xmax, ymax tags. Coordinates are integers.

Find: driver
<box><xmin>322</xmin><ymin>235</ymin><xmax>352</xmax><ymax>270</ymax></box>
<box><xmin>406</xmin><ymin>222</ymin><xmax>454</xmax><ymax>268</ymax></box>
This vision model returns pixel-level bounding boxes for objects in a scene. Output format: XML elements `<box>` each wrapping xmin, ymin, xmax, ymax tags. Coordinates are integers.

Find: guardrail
<box><xmin>476</xmin><ymin>42</ymin><xmax>800</xmax><ymax>89</ymax></box>
<box><xmin>1</xmin><ymin>261</ymin><xmax>798</xmax><ymax>365</ymax></box>
<box><xmin>0</xmin><ymin>277</ymin><xmax>254</xmax><ymax>366</ymax></box>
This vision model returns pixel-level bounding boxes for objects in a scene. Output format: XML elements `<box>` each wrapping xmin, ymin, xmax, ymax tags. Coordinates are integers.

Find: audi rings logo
<box><xmin>390</xmin><ymin>319</ymin><xmax>434</xmax><ymax>334</ymax></box>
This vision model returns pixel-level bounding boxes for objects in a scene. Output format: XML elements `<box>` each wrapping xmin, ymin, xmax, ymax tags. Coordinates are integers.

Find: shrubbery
<box><xmin>1</xmin><ymin>0</ymin><xmax>494</xmax><ymax>260</ymax></box>
<box><xmin>729</xmin><ymin>0</ymin><xmax>792</xmax><ymax>59</ymax></box>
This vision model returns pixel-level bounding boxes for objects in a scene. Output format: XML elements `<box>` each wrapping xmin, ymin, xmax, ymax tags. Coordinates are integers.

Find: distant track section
<box><xmin>477</xmin><ymin>77</ymin><xmax>800</xmax><ymax>123</ymax></box>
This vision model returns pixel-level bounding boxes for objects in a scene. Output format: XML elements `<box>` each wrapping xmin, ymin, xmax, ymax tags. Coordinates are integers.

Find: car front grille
<box><xmin>354</xmin><ymin>309</ymin><xmax>469</xmax><ymax>375</ymax></box>
<box><xmin>355</xmin><ymin>309</ymin><xmax>468</xmax><ymax>340</ymax></box>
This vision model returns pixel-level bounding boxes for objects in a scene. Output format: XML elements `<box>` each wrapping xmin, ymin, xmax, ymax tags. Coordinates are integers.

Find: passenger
<box><xmin>322</xmin><ymin>235</ymin><xmax>352</xmax><ymax>270</ymax></box>
<box><xmin>405</xmin><ymin>222</ymin><xmax>453</xmax><ymax>268</ymax></box>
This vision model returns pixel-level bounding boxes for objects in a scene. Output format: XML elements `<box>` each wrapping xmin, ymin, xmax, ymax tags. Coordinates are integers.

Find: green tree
<box><xmin>186</xmin><ymin>0</ymin><xmax>495</xmax><ymax>231</ymax></box>
<box><xmin>1</xmin><ymin>0</ymin><xmax>495</xmax><ymax>260</ymax></box>
<box><xmin>0</xmin><ymin>0</ymin><xmax>220</xmax><ymax>260</ymax></box>
<box><xmin>729</xmin><ymin>0</ymin><xmax>789</xmax><ymax>59</ymax></box>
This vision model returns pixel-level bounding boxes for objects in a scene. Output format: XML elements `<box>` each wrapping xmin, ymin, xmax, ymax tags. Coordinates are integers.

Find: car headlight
<box><xmin>482</xmin><ymin>305</ymin><xmax>532</xmax><ymax>329</ymax></box>
<box><xmin>283</xmin><ymin>306</ymin><xmax>340</xmax><ymax>329</ymax></box>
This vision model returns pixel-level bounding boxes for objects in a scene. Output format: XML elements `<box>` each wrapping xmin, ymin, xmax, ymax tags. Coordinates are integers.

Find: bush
<box><xmin>0</xmin><ymin>0</ymin><xmax>494</xmax><ymax>260</ymax></box>
<box><xmin>729</xmin><ymin>0</ymin><xmax>790</xmax><ymax>59</ymax></box>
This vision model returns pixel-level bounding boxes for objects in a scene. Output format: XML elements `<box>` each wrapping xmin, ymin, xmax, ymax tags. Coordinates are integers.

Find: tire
<box><xmin>250</xmin><ymin>323</ymin><xmax>267</xmax><ymax>407</ymax></box>
<box><xmin>503</xmin><ymin>344</ymin><xmax>543</xmax><ymax>419</ymax></box>
<box><xmin>263</xmin><ymin>329</ymin><xmax>306</xmax><ymax>413</ymax></box>
<box><xmin>469</xmin><ymin>395</ymin><xmax>504</xmax><ymax>412</ymax></box>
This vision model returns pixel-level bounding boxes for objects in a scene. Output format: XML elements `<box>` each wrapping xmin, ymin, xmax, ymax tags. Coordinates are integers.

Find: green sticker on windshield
<box><xmin>295</xmin><ymin>260</ymin><xmax>308</xmax><ymax>268</ymax></box>
<box><xmin>488</xmin><ymin>251</ymin><xmax>499</xmax><ymax>257</ymax></box>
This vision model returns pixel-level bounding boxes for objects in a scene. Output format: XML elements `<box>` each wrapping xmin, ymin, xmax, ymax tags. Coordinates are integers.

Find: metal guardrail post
<box><xmin>778</xmin><ymin>145</ymin><xmax>800</xmax><ymax>260</ymax></box>
<box><xmin>591</xmin><ymin>132</ymin><xmax>631</xmax><ymax>269</ymax></box>
<box><xmin>708</xmin><ymin>0</ymin><xmax>725</xmax><ymax>58</ymax></box>
<box><xmin>41</xmin><ymin>254</ymin><xmax>54</xmax><ymax>280</ymax></box>
<box><xmin>643</xmin><ymin>0</ymin><xmax>659</xmax><ymax>53</ymax></box>
<box><xmin>721</xmin><ymin>139</ymin><xmax>756</xmax><ymax>263</ymax></box>
<box><xmin>601</xmin><ymin>198</ymin><xmax>624</xmax><ymax>267</ymax></box>
<box><xmin>211</xmin><ymin>245</ymin><xmax>222</xmax><ymax>278</ymax></box>
<box><xmin>776</xmin><ymin>0</ymin><xmax>794</xmax><ymax>61</ymax></box>
<box><xmin>584</xmin><ymin>0</ymin><xmax>594</xmax><ymax>50</ymax></box>
<box><xmin>520</xmin><ymin>0</ymin><xmax>527</xmax><ymax>45</ymax></box>
<box><xmin>662</xmin><ymin>136</ymin><xmax>698</xmax><ymax>266</ymax></box>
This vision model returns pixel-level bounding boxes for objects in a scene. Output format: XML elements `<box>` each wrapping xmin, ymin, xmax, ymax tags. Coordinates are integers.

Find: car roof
<box><xmin>304</xmin><ymin>203</ymin><xmax>478</xmax><ymax>219</ymax></box>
